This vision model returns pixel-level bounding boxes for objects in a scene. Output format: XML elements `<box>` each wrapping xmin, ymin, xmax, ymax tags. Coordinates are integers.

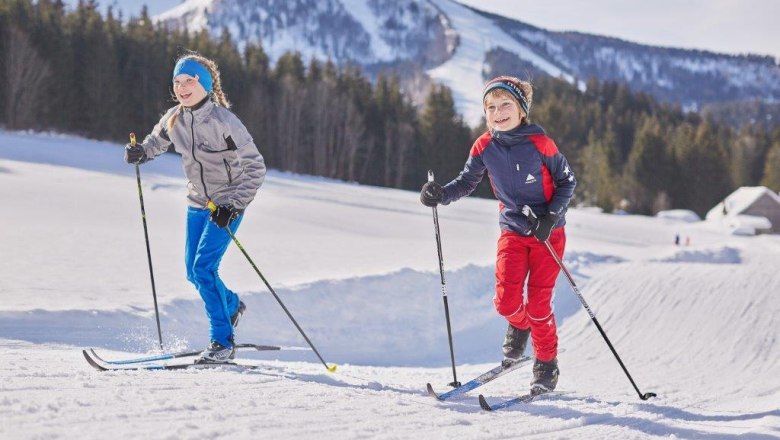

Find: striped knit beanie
<box><xmin>482</xmin><ymin>76</ymin><xmax>530</xmax><ymax>117</ymax></box>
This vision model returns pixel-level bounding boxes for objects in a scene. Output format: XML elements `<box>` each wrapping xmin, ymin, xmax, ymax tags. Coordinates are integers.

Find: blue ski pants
<box><xmin>185</xmin><ymin>206</ymin><xmax>243</xmax><ymax>347</ymax></box>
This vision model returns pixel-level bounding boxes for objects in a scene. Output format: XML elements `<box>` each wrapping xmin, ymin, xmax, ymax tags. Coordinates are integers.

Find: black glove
<box><xmin>420</xmin><ymin>182</ymin><xmax>443</xmax><ymax>207</ymax></box>
<box><xmin>530</xmin><ymin>213</ymin><xmax>559</xmax><ymax>242</ymax></box>
<box><xmin>210</xmin><ymin>204</ymin><xmax>241</xmax><ymax>228</ymax></box>
<box><xmin>124</xmin><ymin>143</ymin><xmax>147</xmax><ymax>164</ymax></box>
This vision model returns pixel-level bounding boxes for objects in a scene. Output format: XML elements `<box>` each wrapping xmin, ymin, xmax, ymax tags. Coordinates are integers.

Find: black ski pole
<box><xmin>129</xmin><ymin>133</ymin><xmax>164</xmax><ymax>351</ymax></box>
<box><xmin>427</xmin><ymin>170</ymin><xmax>461</xmax><ymax>388</ymax></box>
<box><xmin>521</xmin><ymin>205</ymin><xmax>656</xmax><ymax>400</ymax></box>
<box><xmin>208</xmin><ymin>202</ymin><xmax>337</xmax><ymax>373</ymax></box>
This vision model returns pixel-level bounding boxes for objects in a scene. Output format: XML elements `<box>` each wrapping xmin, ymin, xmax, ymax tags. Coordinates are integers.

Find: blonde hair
<box><xmin>483</xmin><ymin>76</ymin><xmax>533</xmax><ymax>126</ymax></box>
<box><xmin>167</xmin><ymin>53</ymin><xmax>230</xmax><ymax>131</ymax></box>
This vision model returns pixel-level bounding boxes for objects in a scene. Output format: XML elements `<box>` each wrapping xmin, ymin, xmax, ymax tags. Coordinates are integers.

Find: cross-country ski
<box><xmin>478</xmin><ymin>390</ymin><xmax>569</xmax><ymax>411</ymax></box>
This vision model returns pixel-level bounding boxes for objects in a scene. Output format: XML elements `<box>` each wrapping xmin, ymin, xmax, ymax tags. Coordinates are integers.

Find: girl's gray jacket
<box><xmin>138</xmin><ymin>100</ymin><xmax>266</xmax><ymax>210</ymax></box>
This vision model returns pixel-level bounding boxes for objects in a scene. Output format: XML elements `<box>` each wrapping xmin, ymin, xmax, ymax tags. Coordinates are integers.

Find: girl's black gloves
<box><xmin>210</xmin><ymin>204</ymin><xmax>241</xmax><ymax>228</ymax></box>
<box><xmin>124</xmin><ymin>144</ymin><xmax>148</xmax><ymax>164</ymax></box>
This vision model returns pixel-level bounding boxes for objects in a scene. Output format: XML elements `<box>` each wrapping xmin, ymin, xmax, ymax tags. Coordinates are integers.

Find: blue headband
<box><xmin>172</xmin><ymin>58</ymin><xmax>213</xmax><ymax>94</ymax></box>
<box><xmin>483</xmin><ymin>80</ymin><xmax>530</xmax><ymax>116</ymax></box>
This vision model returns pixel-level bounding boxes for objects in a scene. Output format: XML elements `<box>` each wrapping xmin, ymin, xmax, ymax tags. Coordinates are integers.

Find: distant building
<box><xmin>706</xmin><ymin>187</ymin><xmax>780</xmax><ymax>234</ymax></box>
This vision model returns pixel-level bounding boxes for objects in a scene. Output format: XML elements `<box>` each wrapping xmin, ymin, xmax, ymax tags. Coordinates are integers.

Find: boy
<box><xmin>420</xmin><ymin>76</ymin><xmax>576</xmax><ymax>393</ymax></box>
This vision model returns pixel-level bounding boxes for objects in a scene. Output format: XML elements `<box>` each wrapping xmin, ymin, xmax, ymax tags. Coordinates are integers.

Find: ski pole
<box><xmin>207</xmin><ymin>202</ymin><xmax>337</xmax><ymax>373</ymax></box>
<box><xmin>521</xmin><ymin>205</ymin><xmax>656</xmax><ymax>400</ymax></box>
<box><xmin>427</xmin><ymin>170</ymin><xmax>461</xmax><ymax>388</ymax></box>
<box><xmin>129</xmin><ymin>133</ymin><xmax>164</xmax><ymax>351</ymax></box>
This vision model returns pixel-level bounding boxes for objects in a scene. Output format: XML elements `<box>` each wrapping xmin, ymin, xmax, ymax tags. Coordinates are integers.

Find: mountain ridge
<box><xmin>153</xmin><ymin>0</ymin><xmax>780</xmax><ymax>125</ymax></box>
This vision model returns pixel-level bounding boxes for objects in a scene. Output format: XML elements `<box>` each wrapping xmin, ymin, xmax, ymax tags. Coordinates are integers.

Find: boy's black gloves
<box><xmin>420</xmin><ymin>182</ymin><xmax>443</xmax><ymax>207</ymax></box>
<box><xmin>210</xmin><ymin>204</ymin><xmax>241</xmax><ymax>228</ymax></box>
<box><xmin>124</xmin><ymin>143</ymin><xmax>148</xmax><ymax>164</ymax></box>
<box><xmin>531</xmin><ymin>213</ymin><xmax>559</xmax><ymax>242</ymax></box>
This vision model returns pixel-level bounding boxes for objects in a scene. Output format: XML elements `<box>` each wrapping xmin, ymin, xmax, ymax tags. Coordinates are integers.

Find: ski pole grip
<box><xmin>129</xmin><ymin>132</ymin><xmax>137</xmax><ymax>146</ymax></box>
<box><xmin>521</xmin><ymin>205</ymin><xmax>537</xmax><ymax>220</ymax></box>
<box><xmin>428</xmin><ymin>170</ymin><xmax>434</xmax><ymax>183</ymax></box>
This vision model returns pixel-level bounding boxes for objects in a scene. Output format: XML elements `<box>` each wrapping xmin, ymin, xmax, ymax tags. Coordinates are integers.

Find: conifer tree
<box><xmin>580</xmin><ymin>129</ymin><xmax>620</xmax><ymax>211</ymax></box>
<box><xmin>419</xmin><ymin>84</ymin><xmax>471</xmax><ymax>183</ymax></box>
<box><xmin>677</xmin><ymin>120</ymin><xmax>732</xmax><ymax>215</ymax></box>
<box><xmin>624</xmin><ymin>117</ymin><xmax>671</xmax><ymax>213</ymax></box>
<box><xmin>760</xmin><ymin>142</ymin><xmax>780</xmax><ymax>192</ymax></box>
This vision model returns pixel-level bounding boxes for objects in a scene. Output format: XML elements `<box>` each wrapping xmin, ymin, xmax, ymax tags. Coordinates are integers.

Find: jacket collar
<box><xmin>182</xmin><ymin>97</ymin><xmax>214</xmax><ymax>123</ymax></box>
<box><xmin>491</xmin><ymin>122</ymin><xmax>545</xmax><ymax>146</ymax></box>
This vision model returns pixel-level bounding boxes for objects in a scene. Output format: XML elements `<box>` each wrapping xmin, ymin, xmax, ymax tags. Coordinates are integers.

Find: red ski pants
<box><xmin>493</xmin><ymin>228</ymin><xmax>566</xmax><ymax>362</ymax></box>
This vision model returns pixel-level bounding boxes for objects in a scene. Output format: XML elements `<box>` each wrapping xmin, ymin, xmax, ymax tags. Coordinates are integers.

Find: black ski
<box><xmin>478</xmin><ymin>389</ymin><xmax>566</xmax><ymax>411</ymax></box>
<box><xmin>426</xmin><ymin>355</ymin><xmax>534</xmax><ymax>401</ymax></box>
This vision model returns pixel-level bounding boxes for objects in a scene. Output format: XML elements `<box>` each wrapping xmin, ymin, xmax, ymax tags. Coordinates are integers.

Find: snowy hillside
<box><xmin>153</xmin><ymin>0</ymin><xmax>780</xmax><ymax>126</ymax></box>
<box><xmin>1</xmin><ymin>130</ymin><xmax>779</xmax><ymax>438</ymax></box>
<box><xmin>156</xmin><ymin>0</ymin><xmax>456</xmax><ymax>66</ymax></box>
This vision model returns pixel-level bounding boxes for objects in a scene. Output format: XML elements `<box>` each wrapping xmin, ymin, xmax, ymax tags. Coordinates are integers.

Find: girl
<box><xmin>420</xmin><ymin>76</ymin><xmax>576</xmax><ymax>393</ymax></box>
<box><xmin>125</xmin><ymin>52</ymin><xmax>266</xmax><ymax>363</ymax></box>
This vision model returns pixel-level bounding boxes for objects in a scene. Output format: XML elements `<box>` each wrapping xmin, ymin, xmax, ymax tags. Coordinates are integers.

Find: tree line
<box><xmin>2</xmin><ymin>0</ymin><xmax>779</xmax><ymax>216</ymax></box>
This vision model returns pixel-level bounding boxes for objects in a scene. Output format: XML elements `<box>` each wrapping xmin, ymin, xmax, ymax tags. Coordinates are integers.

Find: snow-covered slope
<box><xmin>1</xmin><ymin>131</ymin><xmax>779</xmax><ymax>438</ymax></box>
<box><xmin>426</xmin><ymin>0</ymin><xmax>576</xmax><ymax>125</ymax></box>
<box><xmin>157</xmin><ymin>0</ymin><xmax>455</xmax><ymax>66</ymax></box>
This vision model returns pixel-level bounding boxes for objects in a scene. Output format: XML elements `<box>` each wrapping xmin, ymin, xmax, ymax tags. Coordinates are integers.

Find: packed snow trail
<box><xmin>1</xmin><ymin>130</ymin><xmax>779</xmax><ymax>438</ymax></box>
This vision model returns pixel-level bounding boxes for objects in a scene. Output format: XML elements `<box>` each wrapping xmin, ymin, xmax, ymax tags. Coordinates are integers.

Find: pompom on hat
<box><xmin>172</xmin><ymin>58</ymin><xmax>213</xmax><ymax>94</ymax></box>
<box><xmin>482</xmin><ymin>76</ymin><xmax>530</xmax><ymax>117</ymax></box>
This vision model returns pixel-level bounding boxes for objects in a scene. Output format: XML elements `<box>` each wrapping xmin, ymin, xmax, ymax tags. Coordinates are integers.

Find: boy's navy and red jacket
<box><xmin>441</xmin><ymin>123</ymin><xmax>576</xmax><ymax>235</ymax></box>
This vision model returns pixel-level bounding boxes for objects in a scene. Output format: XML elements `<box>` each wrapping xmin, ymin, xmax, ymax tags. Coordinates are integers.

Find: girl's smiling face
<box><xmin>484</xmin><ymin>93</ymin><xmax>523</xmax><ymax>131</ymax></box>
<box><xmin>173</xmin><ymin>74</ymin><xmax>208</xmax><ymax>107</ymax></box>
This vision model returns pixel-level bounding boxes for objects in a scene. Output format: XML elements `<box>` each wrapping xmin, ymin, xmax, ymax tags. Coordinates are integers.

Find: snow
<box><xmin>155</xmin><ymin>0</ymin><xmax>212</xmax><ymax>34</ymax></box>
<box><xmin>57</xmin><ymin>0</ymin><xmax>182</xmax><ymax>17</ymax></box>
<box><xmin>705</xmin><ymin>186</ymin><xmax>780</xmax><ymax>235</ymax></box>
<box><xmin>655</xmin><ymin>209</ymin><xmax>701</xmax><ymax>223</ymax></box>
<box><xmin>1</xmin><ymin>129</ymin><xmax>780</xmax><ymax>438</ymax></box>
<box><xmin>454</xmin><ymin>0</ymin><xmax>780</xmax><ymax>61</ymax></box>
<box><xmin>706</xmin><ymin>186</ymin><xmax>780</xmax><ymax>221</ymax></box>
<box><xmin>727</xmin><ymin>215</ymin><xmax>773</xmax><ymax>236</ymax></box>
<box><xmin>426</xmin><ymin>0</ymin><xmax>575</xmax><ymax>126</ymax></box>
<box><xmin>340</xmin><ymin>0</ymin><xmax>400</xmax><ymax>61</ymax></box>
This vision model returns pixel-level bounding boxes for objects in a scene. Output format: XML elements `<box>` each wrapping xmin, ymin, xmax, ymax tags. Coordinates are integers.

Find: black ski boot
<box><xmin>531</xmin><ymin>358</ymin><xmax>559</xmax><ymax>393</ymax></box>
<box><xmin>502</xmin><ymin>324</ymin><xmax>531</xmax><ymax>365</ymax></box>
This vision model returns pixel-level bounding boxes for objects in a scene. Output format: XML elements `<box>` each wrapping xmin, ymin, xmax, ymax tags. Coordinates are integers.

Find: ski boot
<box><xmin>530</xmin><ymin>358</ymin><xmax>559</xmax><ymax>393</ymax></box>
<box><xmin>502</xmin><ymin>324</ymin><xmax>531</xmax><ymax>366</ymax></box>
<box><xmin>197</xmin><ymin>340</ymin><xmax>235</xmax><ymax>364</ymax></box>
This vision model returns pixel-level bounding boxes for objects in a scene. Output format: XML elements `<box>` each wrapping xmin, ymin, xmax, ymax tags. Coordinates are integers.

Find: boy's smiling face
<box><xmin>484</xmin><ymin>92</ymin><xmax>523</xmax><ymax>131</ymax></box>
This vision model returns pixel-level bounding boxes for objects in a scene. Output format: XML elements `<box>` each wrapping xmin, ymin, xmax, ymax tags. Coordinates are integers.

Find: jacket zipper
<box><xmin>189</xmin><ymin>109</ymin><xmax>210</xmax><ymax>201</ymax></box>
<box><xmin>505</xmin><ymin>145</ymin><xmax>518</xmax><ymax>204</ymax></box>
<box><xmin>223</xmin><ymin>159</ymin><xmax>232</xmax><ymax>185</ymax></box>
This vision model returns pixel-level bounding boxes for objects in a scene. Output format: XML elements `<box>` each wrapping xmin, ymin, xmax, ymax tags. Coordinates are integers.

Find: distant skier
<box><xmin>419</xmin><ymin>76</ymin><xmax>576</xmax><ymax>393</ymax></box>
<box><xmin>124</xmin><ymin>52</ymin><xmax>266</xmax><ymax>363</ymax></box>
